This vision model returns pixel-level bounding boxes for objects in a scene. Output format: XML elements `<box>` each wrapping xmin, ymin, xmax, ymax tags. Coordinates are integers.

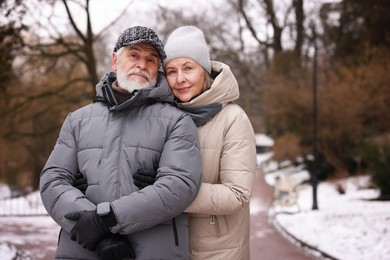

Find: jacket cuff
<box><xmin>101</xmin><ymin>207</ymin><xmax>118</xmax><ymax>228</ymax></box>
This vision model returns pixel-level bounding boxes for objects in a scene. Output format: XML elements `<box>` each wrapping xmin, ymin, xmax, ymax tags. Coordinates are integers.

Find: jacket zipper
<box><xmin>209</xmin><ymin>215</ymin><xmax>216</xmax><ymax>224</ymax></box>
<box><xmin>172</xmin><ymin>218</ymin><xmax>179</xmax><ymax>246</ymax></box>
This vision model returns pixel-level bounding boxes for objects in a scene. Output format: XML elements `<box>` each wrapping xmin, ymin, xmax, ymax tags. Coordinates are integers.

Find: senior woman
<box><xmin>163</xmin><ymin>26</ymin><xmax>257</xmax><ymax>260</ymax></box>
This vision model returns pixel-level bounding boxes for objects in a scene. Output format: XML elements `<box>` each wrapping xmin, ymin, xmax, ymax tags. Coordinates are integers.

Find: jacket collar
<box><xmin>95</xmin><ymin>71</ymin><xmax>175</xmax><ymax>111</ymax></box>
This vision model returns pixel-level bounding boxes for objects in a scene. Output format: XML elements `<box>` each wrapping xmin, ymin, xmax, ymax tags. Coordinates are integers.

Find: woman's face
<box><xmin>165</xmin><ymin>58</ymin><xmax>206</xmax><ymax>102</ymax></box>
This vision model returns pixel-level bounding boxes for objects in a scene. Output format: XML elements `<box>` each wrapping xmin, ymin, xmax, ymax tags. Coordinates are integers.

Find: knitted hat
<box><xmin>164</xmin><ymin>26</ymin><xmax>211</xmax><ymax>74</ymax></box>
<box><xmin>113</xmin><ymin>26</ymin><xmax>166</xmax><ymax>60</ymax></box>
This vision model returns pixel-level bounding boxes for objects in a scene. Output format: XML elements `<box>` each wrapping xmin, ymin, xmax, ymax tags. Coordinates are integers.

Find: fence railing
<box><xmin>0</xmin><ymin>184</ymin><xmax>48</xmax><ymax>216</ymax></box>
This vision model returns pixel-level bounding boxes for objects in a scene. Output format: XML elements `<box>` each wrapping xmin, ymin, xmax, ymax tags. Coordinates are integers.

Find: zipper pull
<box><xmin>209</xmin><ymin>215</ymin><xmax>216</xmax><ymax>225</ymax></box>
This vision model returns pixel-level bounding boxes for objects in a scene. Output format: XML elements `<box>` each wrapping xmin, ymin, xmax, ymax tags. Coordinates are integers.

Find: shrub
<box><xmin>360</xmin><ymin>143</ymin><xmax>390</xmax><ymax>200</ymax></box>
<box><xmin>304</xmin><ymin>153</ymin><xmax>336</xmax><ymax>181</ymax></box>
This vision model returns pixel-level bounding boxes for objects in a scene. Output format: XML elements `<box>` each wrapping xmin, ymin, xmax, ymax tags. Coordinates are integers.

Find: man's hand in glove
<box><xmin>64</xmin><ymin>210</ymin><xmax>114</xmax><ymax>251</ymax></box>
<box><xmin>97</xmin><ymin>235</ymin><xmax>135</xmax><ymax>260</ymax></box>
<box><xmin>133</xmin><ymin>168</ymin><xmax>157</xmax><ymax>189</ymax></box>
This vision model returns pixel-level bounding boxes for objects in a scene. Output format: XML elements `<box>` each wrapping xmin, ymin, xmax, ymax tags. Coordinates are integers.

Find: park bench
<box><xmin>271</xmin><ymin>174</ymin><xmax>301</xmax><ymax>213</ymax></box>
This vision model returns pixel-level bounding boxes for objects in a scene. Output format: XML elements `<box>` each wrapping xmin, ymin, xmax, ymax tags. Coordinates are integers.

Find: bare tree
<box><xmin>236</xmin><ymin>0</ymin><xmax>305</xmax><ymax>61</ymax></box>
<box><xmin>292</xmin><ymin>0</ymin><xmax>304</xmax><ymax>58</ymax></box>
<box><xmin>0</xmin><ymin>0</ymin><xmax>133</xmax><ymax>188</ymax></box>
<box><xmin>24</xmin><ymin>0</ymin><xmax>132</xmax><ymax>94</ymax></box>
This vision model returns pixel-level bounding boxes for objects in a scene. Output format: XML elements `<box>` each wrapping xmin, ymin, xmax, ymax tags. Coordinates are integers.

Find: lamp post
<box><xmin>311</xmin><ymin>22</ymin><xmax>319</xmax><ymax>210</ymax></box>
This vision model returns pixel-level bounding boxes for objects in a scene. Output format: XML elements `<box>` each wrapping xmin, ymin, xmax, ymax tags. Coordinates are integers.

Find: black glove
<box><xmin>133</xmin><ymin>168</ymin><xmax>157</xmax><ymax>189</ymax></box>
<box><xmin>64</xmin><ymin>210</ymin><xmax>111</xmax><ymax>251</ymax></box>
<box><xmin>97</xmin><ymin>235</ymin><xmax>135</xmax><ymax>260</ymax></box>
<box><xmin>74</xmin><ymin>172</ymin><xmax>87</xmax><ymax>194</ymax></box>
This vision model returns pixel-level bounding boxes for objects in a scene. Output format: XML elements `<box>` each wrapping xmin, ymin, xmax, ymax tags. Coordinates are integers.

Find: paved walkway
<box><xmin>250</xmin><ymin>168</ymin><xmax>316</xmax><ymax>260</ymax></box>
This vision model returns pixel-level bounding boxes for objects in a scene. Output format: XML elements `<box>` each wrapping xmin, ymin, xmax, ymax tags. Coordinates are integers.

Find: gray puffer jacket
<box><xmin>40</xmin><ymin>72</ymin><xmax>202</xmax><ymax>259</ymax></box>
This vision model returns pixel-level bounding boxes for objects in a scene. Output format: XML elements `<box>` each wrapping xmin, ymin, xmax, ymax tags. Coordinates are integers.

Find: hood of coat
<box><xmin>95</xmin><ymin>71</ymin><xmax>175</xmax><ymax>111</ymax></box>
<box><xmin>177</xmin><ymin>61</ymin><xmax>240</xmax><ymax>109</ymax></box>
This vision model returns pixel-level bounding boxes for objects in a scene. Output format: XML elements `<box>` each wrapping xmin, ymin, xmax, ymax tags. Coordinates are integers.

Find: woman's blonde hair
<box><xmin>203</xmin><ymin>70</ymin><xmax>213</xmax><ymax>92</ymax></box>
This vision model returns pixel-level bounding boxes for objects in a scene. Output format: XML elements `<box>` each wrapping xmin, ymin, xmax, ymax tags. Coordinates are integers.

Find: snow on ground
<box><xmin>0</xmin><ymin>242</ymin><xmax>18</xmax><ymax>260</ymax></box>
<box><xmin>0</xmin><ymin>216</ymin><xmax>59</xmax><ymax>260</ymax></box>
<box><xmin>0</xmin><ymin>187</ymin><xmax>57</xmax><ymax>259</ymax></box>
<box><xmin>262</xmin><ymin>161</ymin><xmax>390</xmax><ymax>260</ymax></box>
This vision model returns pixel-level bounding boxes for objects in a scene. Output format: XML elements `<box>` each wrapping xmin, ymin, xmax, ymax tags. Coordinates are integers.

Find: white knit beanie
<box><xmin>164</xmin><ymin>26</ymin><xmax>211</xmax><ymax>74</ymax></box>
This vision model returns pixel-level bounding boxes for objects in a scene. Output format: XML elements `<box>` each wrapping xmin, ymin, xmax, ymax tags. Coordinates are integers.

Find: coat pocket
<box><xmin>215</xmin><ymin>215</ymin><xmax>229</xmax><ymax>236</ymax></box>
<box><xmin>127</xmin><ymin>214</ymin><xmax>189</xmax><ymax>259</ymax></box>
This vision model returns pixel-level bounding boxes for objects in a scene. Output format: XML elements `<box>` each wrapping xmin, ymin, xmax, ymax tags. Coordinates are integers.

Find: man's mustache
<box><xmin>127</xmin><ymin>69</ymin><xmax>151</xmax><ymax>81</ymax></box>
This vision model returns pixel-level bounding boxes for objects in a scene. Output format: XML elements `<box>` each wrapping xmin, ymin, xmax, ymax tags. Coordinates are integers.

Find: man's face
<box><xmin>112</xmin><ymin>43</ymin><xmax>160</xmax><ymax>92</ymax></box>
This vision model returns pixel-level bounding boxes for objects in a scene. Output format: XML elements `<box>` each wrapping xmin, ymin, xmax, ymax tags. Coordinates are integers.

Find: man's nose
<box><xmin>136</xmin><ymin>59</ymin><xmax>147</xmax><ymax>70</ymax></box>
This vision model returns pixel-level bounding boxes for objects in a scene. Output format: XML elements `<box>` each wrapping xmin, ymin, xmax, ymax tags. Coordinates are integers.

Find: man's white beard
<box><xmin>117</xmin><ymin>68</ymin><xmax>157</xmax><ymax>93</ymax></box>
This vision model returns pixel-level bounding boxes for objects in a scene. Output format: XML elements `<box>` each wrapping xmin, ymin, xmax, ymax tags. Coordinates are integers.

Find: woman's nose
<box><xmin>177</xmin><ymin>71</ymin><xmax>186</xmax><ymax>83</ymax></box>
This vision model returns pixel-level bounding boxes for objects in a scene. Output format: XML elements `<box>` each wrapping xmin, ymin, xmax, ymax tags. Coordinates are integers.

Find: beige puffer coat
<box><xmin>178</xmin><ymin>61</ymin><xmax>257</xmax><ymax>260</ymax></box>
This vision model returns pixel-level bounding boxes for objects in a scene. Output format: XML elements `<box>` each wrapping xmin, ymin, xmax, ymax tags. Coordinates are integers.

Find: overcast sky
<box><xmin>21</xmin><ymin>0</ymin><xmax>224</xmax><ymax>47</ymax></box>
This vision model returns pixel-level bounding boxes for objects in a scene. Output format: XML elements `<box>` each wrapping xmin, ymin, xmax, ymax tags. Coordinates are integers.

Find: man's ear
<box><xmin>111</xmin><ymin>52</ymin><xmax>117</xmax><ymax>71</ymax></box>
